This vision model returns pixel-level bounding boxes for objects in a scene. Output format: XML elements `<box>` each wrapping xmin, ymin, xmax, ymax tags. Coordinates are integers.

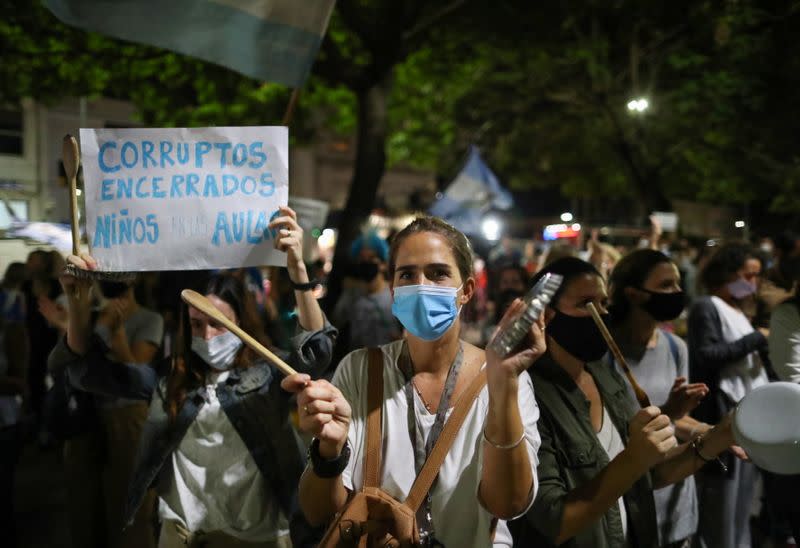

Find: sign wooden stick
<box><xmin>181</xmin><ymin>289</ymin><xmax>297</xmax><ymax>377</ymax></box>
<box><xmin>62</xmin><ymin>134</ymin><xmax>81</xmax><ymax>256</ymax></box>
<box><xmin>586</xmin><ymin>301</ymin><xmax>651</xmax><ymax>408</ymax></box>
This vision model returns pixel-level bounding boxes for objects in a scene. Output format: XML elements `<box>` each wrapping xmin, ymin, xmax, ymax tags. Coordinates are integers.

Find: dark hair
<box><xmin>165</xmin><ymin>273</ymin><xmax>269</xmax><ymax>422</ymax></box>
<box><xmin>2</xmin><ymin>262</ymin><xmax>27</xmax><ymax>289</ymax></box>
<box><xmin>494</xmin><ymin>262</ymin><xmax>530</xmax><ymax>292</ymax></box>
<box><xmin>531</xmin><ymin>257</ymin><xmax>601</xmax><ymax>308</ymax></box>
<box><xmin>608</xmin><ymin>249</ymin><xmax>674</xmax><ymax>321</ymax></box>
<box><xmin>388</xmin><ymin>216</ymin><xmax>474</xmax><ymax>283</ymax></box>
<box><xmin>700</xmin><ymin>242</ymin><xmax>759</xmax><ymax>292</ymax></box>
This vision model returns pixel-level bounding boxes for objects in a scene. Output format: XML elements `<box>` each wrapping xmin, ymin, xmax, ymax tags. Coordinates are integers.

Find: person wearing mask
<box><xmin>0</xmin><ymin>262</ymin><xmax>29</xmax><ymax>548</ymax></box>
<box><xmin>333</xmin><ymin>231</ymin><xmax>401</xmax><ymax>353</ymax></box>
<box><xmin>687</xmin><ymin>243</ymin><xmax>768</xmax><ymax>548</ymax></box>
<box><xmin>282</xmin><ymin>216</ymin><xmax>542</xmax><ymax>547</ymax></box>
<box><xmin>608</xmin><ymin>249</ymin><xmax>709</xmax><ymax>547</ymax></box>
<box><xmin>509</xmin><ymin>257</ymin><xmax>742</xmax><ymax>548</ymax></box>
<box><xmin>49</xmin><ymin>206</ymin><xmax>337</xmax><ymax>547</ymax></box>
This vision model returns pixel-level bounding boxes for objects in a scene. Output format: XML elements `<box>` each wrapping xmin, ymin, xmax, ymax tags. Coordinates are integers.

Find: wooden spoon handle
<box><xmin>586</xmin><ymin>302</ymin><xmax>651</xmax><ymax>408</ymax></box>
<box><xmin>181</xmin><ymin>289</ymin><xmax>297</xmax><ymax>377</ymax></box>
<box><xmin>62</xmin><ymin>134</ymin><xmax>81</xmax><ymax>256</ymax></box>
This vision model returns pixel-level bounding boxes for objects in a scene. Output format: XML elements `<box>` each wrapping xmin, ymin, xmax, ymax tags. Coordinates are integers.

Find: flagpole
<box><xmin>281</xmin><ymin>88</ymin><xmax>301</xmax><ymax>126</ymax></box>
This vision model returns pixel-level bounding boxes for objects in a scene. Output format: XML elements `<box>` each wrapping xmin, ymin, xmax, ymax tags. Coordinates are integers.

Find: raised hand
<box><xmin>486</xmin><ymin>299</ymin><xmax>547</xmax><ymax>380</ymax></box>
<box><xmin>661</xmin><ymin>377</ymin><xmax>709</xmax><ymax>420</ymax></box>
<box><xmin>281</xmin><ymin>374</ymin><xmax>352</xmax><ymax>459</ymax></box>
<box><xmin>626</xmin><ymin>406</ymin><xmax>677</xmax><ymax>470</ymax></box>
<box><xmin>268</xmin><ymin>206</ymin><xmax>308</xmax><ymax>285</ymax></box>
<box><xmin>59</xmin><ymin>253</ymin><xmax>97</xmax><ymax>304</ymax></box>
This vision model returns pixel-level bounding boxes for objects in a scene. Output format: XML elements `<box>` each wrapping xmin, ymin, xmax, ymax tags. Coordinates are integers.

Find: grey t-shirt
<box><xmin>96</xmin><ymin>305</ymin><xmax>164</xmax><ymax>407</ymax></box>
<box><xmin>611</xmin><ymin>330</ymin><xmax>699</xmax><ymax>545</ymax></box>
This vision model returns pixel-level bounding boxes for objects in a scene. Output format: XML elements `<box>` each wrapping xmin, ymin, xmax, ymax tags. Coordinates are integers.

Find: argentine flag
<box><xmin>45</xmin><ymin>0</ymin><xmax>335</xmax><ymax>87</ymax></box>
<box><xmin>429</xmin><ymin>146</ymin><xmax>512</xmax><ymax>236</ymax></box>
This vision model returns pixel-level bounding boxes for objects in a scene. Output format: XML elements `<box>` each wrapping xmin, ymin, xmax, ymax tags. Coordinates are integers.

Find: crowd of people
<box><xmin>1</xmin><ymin>211</ymin><xmax>799</xmax><ymax>548</ymax></box>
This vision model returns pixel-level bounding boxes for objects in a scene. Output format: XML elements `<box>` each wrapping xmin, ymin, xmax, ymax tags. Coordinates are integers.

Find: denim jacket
<box><xmin>47</xmin><ymin>322</ymin><xmax>337</xmax><ymax>530</ymax></box>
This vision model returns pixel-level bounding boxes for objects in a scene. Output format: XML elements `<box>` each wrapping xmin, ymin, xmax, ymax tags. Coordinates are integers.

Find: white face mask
<box><xmin>191</xmin><ymin>331</ymin><xmax>243</xmax><ymax>371</ymax></box>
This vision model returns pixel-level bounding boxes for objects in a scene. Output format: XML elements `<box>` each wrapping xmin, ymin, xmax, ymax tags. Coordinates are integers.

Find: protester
<box><xmin>0</xmin><ymin>262</ymin><xmax>29</xmax><ymax>548</ymax></box>
<box><xmin>608</xmin><ymin>249</ymin><xmax>710</xmax><ymax>547</ymax></box>
<box><xmin>94</xmin><ymin>278</ymin><xmax>164</xmax><ymax>548</ymax></box>
<box><xmin>766</xmin><ymin>266</ymin><xmax>800</xmax><ymax>543</ymax></box>
<box><xmin>509</xmin><ymin>257</ymin><xmax>742</xmax><ymax>547</ymax></box>
<box><xmin>332</xmin><ymin>231</ymin><xmax>401</xmax><ymax>353</ymax></box>
<box><xmin>22</xmin><ymin>249</ymin><xmax>62</xmax><ymax>440</ymax></box>
<box><xmin>282</xmin><ymin>215</ymin><xmax>542</xmax><ymax>547</ymax></box>
<box><xmin>49</xmin><ymin>206</ymin><xmax>337</xmax><ymax>547</ymax></box>
<box><xmin>688</xmin><ymin>243</ymin><xmax>768</xmax><ymax>548</ymax></box>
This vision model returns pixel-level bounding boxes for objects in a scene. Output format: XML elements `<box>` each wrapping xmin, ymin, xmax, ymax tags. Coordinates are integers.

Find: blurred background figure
<box><xmin>332</xmin><ymin>231</ymin><xmax>400</xmax><ymax>356</ymax></box>
<box><xmin>0</xmin><ymin>261</ymin><xmax>29</xmax><ymax>548</ymax></box>
<box><xmin>21</xmin><ymin>249</ymin><xmax>62</xmax><ymax>445</ymax></box>
<box><xmin>688</xmin><ymin>243</ymin><xmax>768</xmax><ymax>548</ymax></box>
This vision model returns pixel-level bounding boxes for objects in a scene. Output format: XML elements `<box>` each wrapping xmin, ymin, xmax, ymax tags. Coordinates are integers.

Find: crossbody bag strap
<box><xmin>404</xmin><ymin>368</ymin><xmax>488</xmax><ymax>511</ymax></box>
<box><xmin>364</xmin><ymin>348</ymin><xmax>384</xmax><ymax>489</ymax></box>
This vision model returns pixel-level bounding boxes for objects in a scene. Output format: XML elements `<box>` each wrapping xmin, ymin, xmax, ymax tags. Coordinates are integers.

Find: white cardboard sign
<box><xmin>79</xmin><ymin>126</ymin><xmax>289</xmax><ymax>271</ymax></box>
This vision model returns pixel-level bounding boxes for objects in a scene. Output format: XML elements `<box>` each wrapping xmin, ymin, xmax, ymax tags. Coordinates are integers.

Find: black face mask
<box><xmin>99</xmin><ymin>280</ymin><xmax>130</xmax><ymax>299</ymax></box>
<box><xmin>547</xmin><ymin>309</ymin><xmax>609</xmax><ymax>363</ymax></box>
<box><xmin>640</xmin><ymin>289</ymin><xmax>687</xmax><ymax>321</ymax></box>
<box><xmin>352</xmin><ymin>261</ymin><xmax>380</xmax><ymax>282</ymax></box>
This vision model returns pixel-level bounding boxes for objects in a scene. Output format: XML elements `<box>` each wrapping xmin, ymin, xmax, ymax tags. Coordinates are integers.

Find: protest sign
<box><xmin>79</xmin><ymin>126</ymin><xmax>289</xmax><ymax>271</ymax></box>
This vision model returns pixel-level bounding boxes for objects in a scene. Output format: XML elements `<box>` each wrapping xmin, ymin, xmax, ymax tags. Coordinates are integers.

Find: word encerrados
<box><xmin>100</xmin><ymin>172</ymin><xmax>276</xmax><ymax>201</ymax></box>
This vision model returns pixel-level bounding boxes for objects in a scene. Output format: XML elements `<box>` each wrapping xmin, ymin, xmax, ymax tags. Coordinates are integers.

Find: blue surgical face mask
<box><xmin>391</xmin><ymin>284</ymin><xmax>463</xmax><ymax>341</ymax></box>
<box><xmin>727</xmin><ymin>278</ymin><xmax>757</xmax><ymax>300</ymax></box>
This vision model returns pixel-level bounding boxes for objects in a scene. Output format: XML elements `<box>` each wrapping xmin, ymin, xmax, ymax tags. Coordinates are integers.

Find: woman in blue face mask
<box><xmin>687</xmin><ymin>242</ymin><xmax>768</xmax><ymax>548</ymax></box>
<box><xmin>49</xmin><ymin>206</ymin><xmax>337</xmax><ymax>548</ymax></box>
<box><xmin>282</xmin><ymin>216</ymin><xmax>544</xmax><ymax>548</ymax></box>
<box><xmin>510</xmin><ymin>257</ymin><xmax>742</xmax><ymax>548</ymax></box>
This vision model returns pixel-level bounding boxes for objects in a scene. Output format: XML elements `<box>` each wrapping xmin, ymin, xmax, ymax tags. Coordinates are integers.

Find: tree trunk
<box><xmin>323</xmin><ymin>72</ymin><xmax>393</xmax><ymax>313</ymax></box>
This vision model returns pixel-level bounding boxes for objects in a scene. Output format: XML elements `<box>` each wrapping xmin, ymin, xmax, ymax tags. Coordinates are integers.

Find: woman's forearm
<box><xmin>480</xmin><ymin>376</ymin><xmax>534</xmax><ymax>519</ymax></box>
<box><xmin>556</xmin><ymin>449</ymin><xmax>647</xmax><ymax>544</ymax></box>
<box><xmin>66</xmin><ymin>296</ymin><xmax>93</xmax><ymax>355</ymax></box>
<box><xmin>653</xmin><ymin>425</ymin><xmax>732</xmax><ymax>488</ymax></box>
<box><xmin>289</xmin><ymin>259</ymin><xmax>324</xmax><ymax>332</ymax></box>
<box><xmin>298</xmin><ymin>467</ymin><xmax>350</xmax><ymax>526</ymax></box>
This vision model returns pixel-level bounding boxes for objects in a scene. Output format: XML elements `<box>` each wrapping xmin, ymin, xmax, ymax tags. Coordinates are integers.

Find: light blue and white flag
<box><xmin>45</xmin><ymin>0</ymin><xmax>336</xmax><ymax>87</ymax></box>
<box><xmin>429</xmin><ymin>146</ymin><xmax>512</xmax><ymax>235</ymax></box>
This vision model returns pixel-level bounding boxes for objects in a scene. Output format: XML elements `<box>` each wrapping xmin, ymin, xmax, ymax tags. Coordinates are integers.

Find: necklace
<box><xmin>411</xmin><ymin>378</ymin><xmax>433</xmax><ymax>412</ymax></box>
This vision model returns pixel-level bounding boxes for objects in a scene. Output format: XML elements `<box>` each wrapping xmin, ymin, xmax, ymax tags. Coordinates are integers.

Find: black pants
<box><xmin>763</xmin><ymin>470</ymin><xmax>800</xmax><ymax>541</ymax></box>
<box><xmin>0</xmin><ymin>424</ymin><xmax>22</xmax><ymax>548</ymax></box>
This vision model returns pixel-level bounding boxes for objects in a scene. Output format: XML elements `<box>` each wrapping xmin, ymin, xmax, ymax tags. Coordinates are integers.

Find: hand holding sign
<box><xmin>269</xmin><ymin>205</ymin><xmax>309</xmax><ymax>286</ymax></box>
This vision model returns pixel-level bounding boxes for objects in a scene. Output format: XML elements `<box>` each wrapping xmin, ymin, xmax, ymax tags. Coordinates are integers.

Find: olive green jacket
<box><xmin>510</xmin><ymin>355</ymin><xmax>658</xmax><ymax>548</ymax></box>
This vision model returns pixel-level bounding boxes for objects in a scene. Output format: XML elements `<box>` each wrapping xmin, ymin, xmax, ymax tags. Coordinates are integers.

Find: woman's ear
<box><xmin>623</xmin><ymin>286</ymin><xmax>647</xmax><ymax>305</ymax></box>
<box><xmin>461</xmin><ymin>277</ymin><xmax>476</xmax><ymax>304</ymax></box>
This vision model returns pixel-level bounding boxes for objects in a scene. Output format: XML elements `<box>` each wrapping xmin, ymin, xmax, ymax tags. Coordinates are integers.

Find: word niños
<box><xmin>93</xmin><ymin>209</ymin><xmax>281</xmax><ymax>249</ymax></box>
<box><xmin>97</xmin><ymin>140</ymin><xmax>270</xmax><ymax>172</ymax></box>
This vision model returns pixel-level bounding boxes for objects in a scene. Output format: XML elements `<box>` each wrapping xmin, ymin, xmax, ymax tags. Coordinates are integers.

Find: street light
<box><xmin>560</xmin><ymin>212</ymin><xmax>573</xmax><ymax>222</ymax></box>
<box><xmin>627</xmin><ymin>98</ymin><xmax>649</xmax><ymax>113</ymax></box>
<box><xmin>482</xmin><ymin>218</ymin><xmax>502</xmax><ymax>242</ymax></box>
<box><xmin>735</xmin><ymin>220</ymin><xmax>746</xmax><ymax>229</ymax></box>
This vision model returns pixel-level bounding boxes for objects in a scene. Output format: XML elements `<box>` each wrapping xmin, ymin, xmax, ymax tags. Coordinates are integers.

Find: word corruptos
<box><xmin>93</xmin><ymin>209</ymin><xmax>281</xmax><ymax>249</ymax></box>
<box><xmin>97</xmin><ymin>140</ymin><xmax>270</xmax><ymax>172</ymax></box>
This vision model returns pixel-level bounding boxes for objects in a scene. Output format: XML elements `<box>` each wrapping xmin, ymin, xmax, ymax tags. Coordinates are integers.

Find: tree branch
<box><xmin>313</xmin><ymin>32</ymin><xmax>365</xmax><ymax>89</ymax></box>
<box><xmin>403</xmin><ymin>0</ymin><xmax>469</xmax><ymax>41</ymax></box>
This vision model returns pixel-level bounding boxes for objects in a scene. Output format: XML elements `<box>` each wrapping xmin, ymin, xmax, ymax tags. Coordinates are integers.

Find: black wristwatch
<box><xmin>291</xmin><ymin>279</ymin><xmax>321</xmax><ymax>291</ymax></box>
<box><xmin>308</xmin><ymin>438</ymin><xmax>350</xmax><ymax>478</ymax></box>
